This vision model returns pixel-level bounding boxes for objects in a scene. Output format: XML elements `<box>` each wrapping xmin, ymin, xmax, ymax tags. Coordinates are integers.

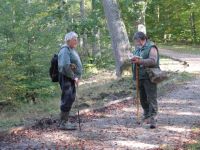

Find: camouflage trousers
<box><xmin>139</xmin><ymin>79</ymin><xmax>158</xmax><ymax>118</ymax></box>
<box><xmin>59</xmin><ymin>74</ymin><xmax>76</xmax><ymax>113</ymax></box>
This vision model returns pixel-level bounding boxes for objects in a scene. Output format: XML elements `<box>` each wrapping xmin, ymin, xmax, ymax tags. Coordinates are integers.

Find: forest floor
<box><xmin>0</xmin><ymin>49</ymin><xmax>200</xmax><ymax>150</ymax></box>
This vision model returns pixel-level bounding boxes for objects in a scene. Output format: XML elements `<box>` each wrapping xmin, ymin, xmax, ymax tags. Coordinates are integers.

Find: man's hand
<box><xmin>131</xmin><ymin>57</ymin><xmax>142</xmax><ymax>64</ymax></box>
<box><xmin>74</xmin><ymin>77</ymin><xmax>79</xmax><ymax>86</ymax></box>
<box><xmin>70</xmin><ymin>63</ymin><xmax>77</xmax><ymax>72</ymax></box>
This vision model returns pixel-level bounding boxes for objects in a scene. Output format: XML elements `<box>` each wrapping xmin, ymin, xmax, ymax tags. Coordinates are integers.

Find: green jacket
<box><xmin>133</xmin><ymin>40</ymin><xmax>159</xmax><ymax>80</ymax></box>
<box><xmin>58</xmin><ymin>45</ymin><xmax>83</xmax><ymax>79</ymax></box>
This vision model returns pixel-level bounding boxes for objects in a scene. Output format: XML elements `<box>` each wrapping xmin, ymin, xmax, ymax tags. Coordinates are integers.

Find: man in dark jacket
<box><xmin>58</xmin><ymin>31</ymin><xmax>83</xmax><ymax>130</ymax></box>
<box><xmin>131</xmin><ymin>32</ymin><xmax>159</xmax><ymax>129</ymax></box>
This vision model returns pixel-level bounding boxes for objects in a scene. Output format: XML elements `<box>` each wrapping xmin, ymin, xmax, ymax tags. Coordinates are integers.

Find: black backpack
<box><xmin>49</xmin><ymin>54</ymin><xmax>59</xmax><ymax>82</ymax></box>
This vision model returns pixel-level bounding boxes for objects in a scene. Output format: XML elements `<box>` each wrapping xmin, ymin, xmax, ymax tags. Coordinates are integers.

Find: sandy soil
<box><xmin>160</xmin><ymin>48</ymin><xmax>200</xmax><ymax>73</ymax></box>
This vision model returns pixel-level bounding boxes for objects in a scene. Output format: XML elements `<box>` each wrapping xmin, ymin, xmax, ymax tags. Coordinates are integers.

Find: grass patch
<box><xmin>186</xmin><ymin>140</ymin><xmax>200</xmax><ymax>150</ymax></box>
<box><xmin>159</xmin><ymin>44</ymin><xmax>200</xmax><ymax>55</ymax></box>
<box><xmin>184</xmin><ymin>128</ymin><xmax>200</xmax><ymax>150</ymax></box>
<box><xmin>0</xmin><ymin>97</ymin><xmax>60</xmax><ymax>130</ymax></box>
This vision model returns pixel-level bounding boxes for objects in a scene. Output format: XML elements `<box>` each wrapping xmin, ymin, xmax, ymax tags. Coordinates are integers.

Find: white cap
<box><xmin>64</xmin><ymin>31</ymin><xmax>78</xmax><ymax>42</ymax></box>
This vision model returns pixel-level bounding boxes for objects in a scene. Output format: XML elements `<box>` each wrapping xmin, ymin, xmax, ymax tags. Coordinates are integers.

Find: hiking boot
<box><xmin>149</xmin><ymin>117</ymin><xmax>157</xmax><ymax>129</ymax></box>
<box><xmin>142</xmin><ymin>117</ymin><xmax>150</xmax><ymax>124</ymax></box>
<box><xmin>141</xmin><ymin>114</ymin><xmax>150</xmax><ymax>124</ymax></box>
<box><xmin>59</xmin><ymin>111</ymin><xmax>77</xmax><ymax>130</ymax></box>
<box><xmin>59</xmin><ymin>121</ymin><xmax>77</xmax><ymax>130</ymax></box>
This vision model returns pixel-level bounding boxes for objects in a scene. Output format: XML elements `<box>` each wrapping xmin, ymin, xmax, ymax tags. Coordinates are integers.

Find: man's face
<box><xmin>134</xmin><ymin>39</ymin><xmax>143</xmax><ymax>48</ymax></box>
<box><xmin>68</xmin><ymin>38</ymin><xmax>78</xmax><ymax>48</ymax></box>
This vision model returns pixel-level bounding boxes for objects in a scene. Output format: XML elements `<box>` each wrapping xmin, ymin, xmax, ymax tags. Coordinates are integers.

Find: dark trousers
<box><xmin>139</xmin><ymin>79</ymin><xmax>158</xmax><ymax>118</ymax></box>
<box><xmin>59</xmin><ymin>74</ymin><xmax>76</xmax><ymax>113</ymax></box>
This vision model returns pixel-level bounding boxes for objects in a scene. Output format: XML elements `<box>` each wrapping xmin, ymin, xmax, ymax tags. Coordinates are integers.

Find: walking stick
<box><xmin>135</xmin><ymin>64</ymin><xmax>140</xmax><ymax>124</ymax></box>
<box><xmin>75</xmin><ymin>84</ymin><xmax>81</xmax><ymax>131</ymax></box>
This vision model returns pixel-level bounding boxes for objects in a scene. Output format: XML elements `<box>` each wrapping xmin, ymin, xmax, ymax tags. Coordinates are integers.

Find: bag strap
<box><xmin>59</xmin><ymin>45</ymin><xmax>73</xmax><ymax>64</ymax></box>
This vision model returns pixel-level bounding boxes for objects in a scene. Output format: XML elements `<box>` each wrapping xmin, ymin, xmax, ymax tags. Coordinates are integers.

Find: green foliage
<box><xmin>0</xmin><ymin>0</ymin><xmax>110</xmax><ymax>104</ymax></box>
<box><xmin>0</xmin><ymin>0</ymin><xmax>63</xmax><ymax>103</ymax></box>
<box><xmin>146</xmin><ymin>0</ymin><xmax>200</xmax><ymax>44</ymax></box>
<box><xmin>1</xmin><ymin>0</ymin><xmax>200</xmax><ymax>106</ymax></box>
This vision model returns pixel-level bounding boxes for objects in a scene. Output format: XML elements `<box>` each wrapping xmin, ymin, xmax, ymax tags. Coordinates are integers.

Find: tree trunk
<box><xmin>135</xmin><ymin>0</ymin><xmax>147</xmax><ymax>34</ymax></box>
<box><xmin>102</xmin><ymin>0</ymin><xmax>130</xmax><ymax>77</ymax></box>
<box><xmin>138</xmin><ymin>0</ymin><xmax>147</xmax><ymax>25</ymax></box>
<box><xmin>80</xmin><ymin>0</ymin><xmax>85</xmax><ymax>18</ymax></box>
<box><xmin>92</xmin><ymin>28</ymin><xmax>101</xmax><ymax>57</ymax></box>
<box><xmin>190</xmin><ymin>12</ymin><xmax>197</xmax><ymax>44</ymax></box>
<box><xmin>157</xmin><ymin>5</ymin><xmax>160</xmax><ymax>23</ymax></box>
<box><xmin>92</xmin><ymin>0</ymin><xmax>101</xmax><ymax>57</ymax></box>
<box><xmin>80</xmin><ymin>0</ymin><xmax>89</xmax><ymax>57</ymax></box>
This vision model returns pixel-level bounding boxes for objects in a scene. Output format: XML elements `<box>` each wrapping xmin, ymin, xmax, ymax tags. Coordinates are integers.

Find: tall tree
<box><xmin>102</xmin><ymin>0</ymin><xmax>130</xmax><ymax>77</ymax></box>
<box><xmin>135</xmin><ymin>0</ymin><xmax>148</xmax><ymax>34</ymax></box>
<box><xmin>190</xmin><ymin>11</ymin><xmax>197</xmax><ymax>44</ymax></box>
<box><xmin>80</xmin><ymin>0</ymin><xmax>89</xmax><ymax>57</ymax></box>
<box><xmin>91</xmin><ymin>0</ymin><xmax>101</xmax><ymax>57</ymax></box>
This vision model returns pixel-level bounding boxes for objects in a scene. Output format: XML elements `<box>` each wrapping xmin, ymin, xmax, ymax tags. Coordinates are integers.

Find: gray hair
<box><xmin>133</xmin><ymin>31</ymin><xmax>147</xmax><ymax>41</ymax></box>
<box><xmin>64</xmin><ymin>31</ymin><xmax>78</xmax><ymax>42</ymax></box>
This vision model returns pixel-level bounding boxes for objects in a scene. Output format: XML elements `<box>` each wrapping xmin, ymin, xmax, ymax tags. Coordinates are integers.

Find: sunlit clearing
<box><xmin>162</xmin><ymin>126</ymin><xmax>191</xmax><ymax>133</ymax></box>
<box><xmin>112</xmin><ymin>140</ymin><xmax>157</xmax><ymax>149</ymax></box>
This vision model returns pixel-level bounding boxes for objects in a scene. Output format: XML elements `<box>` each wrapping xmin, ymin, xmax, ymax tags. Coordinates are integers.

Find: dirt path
<box><xmin>1</xmin><ymin>78</ymin><xmax>200</xmax><ymax>150</ymax></box>
<box><xmin>160</xmin><ymin>48</ymin><xmax>200</xmax><ymax>73</ymax></box>
<box><xmin>1</xmin><ymin>49</ymin><xmax>200</xmax><ymax>150</ymax></box>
